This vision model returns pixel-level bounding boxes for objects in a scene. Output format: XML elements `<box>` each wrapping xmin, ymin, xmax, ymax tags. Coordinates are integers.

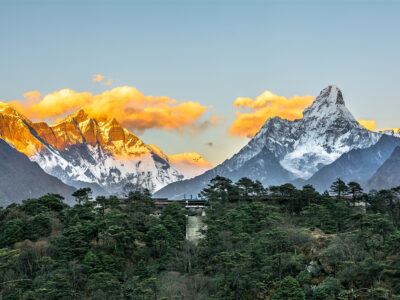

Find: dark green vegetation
<box><xmin>1</xmin><ymin>177</ymin><xmax>400</xmax><ymax>299</ymax></box>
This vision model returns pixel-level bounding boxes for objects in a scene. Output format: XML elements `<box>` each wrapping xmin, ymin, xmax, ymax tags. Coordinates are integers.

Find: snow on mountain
<box><xmin>253</xmin><ymin>85</ymin><xmax>380</xmax><ymax>178</ymax></box>
<box><xmin>215</xmin><ymin>85</ymin><xmax>380</xmax><ymax>179</ymax></box>
<box><xmin>0</xmin><ymin>103</ymin><xmax>212</xmax><ymax>194</ymax></box>
<box><xmin>303</xmin><ymin>134</ymin><xmax>400</xmax><ymax>192</ymax></box>
<box><xmin>155</xmin><ymin>85</ymin><xmax>382</xmax><ymax>199</ymax></box>
<box><xmin>378</xmin><ymin>128</ymin><xmax>400</xmax><ymax>138</ymax></box>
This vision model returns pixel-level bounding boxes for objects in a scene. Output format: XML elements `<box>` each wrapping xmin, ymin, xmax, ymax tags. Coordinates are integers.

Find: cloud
<box><xmin>358</xmin><ymin>119</ymin><xmax>377</xmax><ymax>131</ymax></box>
<box><xmin>23</xmin><ymin>91</ymin><xmax>42</xmax><ymax>103</ymax></box>
<box><xmin>92</xmin><ymin>74</ymin><xmax>104</xmax><ymax>83</ymax></box>
<box><xmin>104</xmin><ymin>79</ymin><xmax>113</xmax><ymax>86</ymax></box>
<box><xmin>358</xmin><ymin>119</ymin><xmax>400</xmax><ymax>134</ymax></box>
<box><xmin>229</xmin><ymin>90</ymin><xmax>314</xmax><ymax>138</ymax></box>
<box><xmin>11</xmin><ymin>86</ymin><xmax>218</xmax><ymax>134</ymax></box>
<box><xmin>168</xmin><ymin>152</ymin><xmax>213</xmax><ymax>178</ymax></box>
<box><xmin>93</xmin><ymin>74</ymin><xmax>113</xmax><ymax>86</ymax></box>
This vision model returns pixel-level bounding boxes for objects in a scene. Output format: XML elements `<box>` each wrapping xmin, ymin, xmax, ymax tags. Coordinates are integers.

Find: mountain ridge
<box><xmin>0</xmin><ymin>103</ymin><xmax>211</xmax><ymax>194</ymax></box>
<box><xmin>367</xmin><ymin>146</ymin><xmax>400</xmax><ymax>190</ymax></box>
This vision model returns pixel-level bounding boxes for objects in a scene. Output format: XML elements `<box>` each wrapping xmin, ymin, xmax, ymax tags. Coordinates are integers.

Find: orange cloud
<box><xmin>168</xmin><ymin>152</ymin><xmax>212</xmax><ymax>168</ymax></box>
<box><xmin>104</xmin><ymin>79</ymin><xmax>113</xmax><ymax>86</ymax></box>
<box><xmin>23</xmin><ymin>90</ymin><xmax>42</xmax><ymax>103</ymax></box>
<box><xmin>358</xmin><ymin>119</ymin><xmax>400</xmax><ymax>134</ymax></box>
<box><xmin>168</xmin><ymin>152</ymin><xmax>213</xmax><ymax>178</ymax></box>
<box><xmin>93</xmin><ymin>74</ymin><xmax>104</xmax><ymax>82</ymax></box>
<box><xmin>358</xmin><ymin>119</ymin><xmax>377</xmax><ymax>131</ymax></box>
<box><xmin>229</xmin><ymin>90</ymin><xmax>314</xmax><ymax>138</ymax></box>
<box><xmin>11</xmin><ymin>86</ymin><xmax>218</xmax><ymax>134</ymax></box>
<box><xmin>93</xmin><ymin>74</ymin><xmax>113</xmax><ymax>86</ymax></box>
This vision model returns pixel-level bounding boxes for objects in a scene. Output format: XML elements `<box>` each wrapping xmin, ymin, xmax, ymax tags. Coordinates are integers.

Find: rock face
<box><xmin>155</xmin><ymin>86</ymin><xmax>382</xmax><ymax>199</ymax></box>
<box><xmin>0</xmin><ymin>103</ymin><xmax>210</xmax><ymax>195</ymax></box>
<box><xmin>367</xmin><ymin>146</ymin><xmax>400</xmax><ymax>190</ymax></box>
<box><xmin>0</xmin><ymin>139</ymin><xmax>75</xmax><ymax>206</ymax></box>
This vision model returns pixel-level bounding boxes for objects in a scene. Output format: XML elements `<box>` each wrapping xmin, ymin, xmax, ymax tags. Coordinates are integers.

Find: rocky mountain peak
<box><xmin>0</xmin><ymin>102</ymin><xmax>31</xmax><ymax>123</ymax></box>
<box><xmin>54</xmin><ymin>108</ymin><xmax>91</xmax><ymax>126</ymax></box>
<box><xmin>318</xmin><ymin>85</ymin><xmax>344</xmax><ymax>105</ymax></box>
<box><xmin>301</xmin><ymin>86</ymin><xmax>360</xmax><ymax>131</ymax></box>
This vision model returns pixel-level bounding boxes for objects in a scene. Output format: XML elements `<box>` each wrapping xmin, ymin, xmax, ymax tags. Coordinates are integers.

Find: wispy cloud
<box><xmin>104</xmin><ymin>78</ymin><xmax>113</xmax><ymax>86</ymax></box>
<box><xmin>93</xmin><ymin>74</ymin><xmax>113</xmax><ymax>86</ymax></box>
<box><xmin>92</xmin><ymin>74</ymin><xmax>104</xmax><ymax>83</ymax></box>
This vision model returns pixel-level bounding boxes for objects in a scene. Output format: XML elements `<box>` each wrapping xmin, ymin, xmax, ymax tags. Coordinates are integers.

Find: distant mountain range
<box><xmin>1</xmin><ymin>85</ymin><xmax>400</xmax><ymax>204</ymax></box>
<box><xmin>155</xmin><ymin>86</ymin><xmax>399</xmax><ymax>199</ymax></box>
<box><xmin>0</xmin><ymin>102</ymin><xmax>211</xmax><ymax>199</ymax></box>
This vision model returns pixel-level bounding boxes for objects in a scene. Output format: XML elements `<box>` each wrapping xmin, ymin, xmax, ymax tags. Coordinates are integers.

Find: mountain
<box><xmin>304</xmin><ymin>134</ymin><xmax>400</xmax><ymax>191</ymax></box>
<box><xmin>378</xmin><ymin>128</ymin><xmax>400</xmax><ymax>138</ymax></box>
<box><xmin>155</xmin><ymin>85</ymin><xmax>381</xmax><ymax>199</ymax></box>
<box><xmin>0</xmin><ymin>138</ymin><xmax>75</xmax><ymax>206</ymax></box>
<box><xmin>367</xmin><ymin>146</ymin><xmax>400</xmax><ymax>190</ymax></box>
<box><xmin>0</xmin><ymin>103</ymin><xmax>210</xmax><ymax>194</ymax></box>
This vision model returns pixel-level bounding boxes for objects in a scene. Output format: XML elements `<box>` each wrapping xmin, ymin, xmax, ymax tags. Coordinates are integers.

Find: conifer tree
<box><xmin>272</xmin><ymin>276</ymin><xmax>305</xmax><ymax>300</ymax></box>
<box><xmin>330</xmin><ymin>178</ymin><xmax>348</xmax><ymax>201</ymax></box>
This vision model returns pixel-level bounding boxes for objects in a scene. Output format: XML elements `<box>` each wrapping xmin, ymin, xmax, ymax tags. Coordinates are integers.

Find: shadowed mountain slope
<box><xmin>0</xmin><ymin>139</ymin><xmax>76</xmax><ymax>206</ymax></box>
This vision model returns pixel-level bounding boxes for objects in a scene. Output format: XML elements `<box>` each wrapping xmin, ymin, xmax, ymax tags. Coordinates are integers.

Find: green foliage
<box><xmin>72</xmin><ymin>187</ymin><xmax>92</xmax><ymax>205</ymax></box>
<box><xmin>0</xmin><ymin>248</ymin><xmax>20</xmax><ymax>270</ymax></box>
<box><xmin>86</xmin><ymin>272</ymin><xmax>122</xmax><ymax>299</ymax></box>
<box><xmin>272</xmin><ymin>276</ymin><xmax>305</xmax><ymax>300</ymax></box>
<box><xmin>0</xmin><ymin>178</ymin><xmax>400</xmax><ymax>299</ymax></box>
<box><xmin>330</xmin><ymin>178</ymin><xmax>348</xmax><ymax>200</ymax></box>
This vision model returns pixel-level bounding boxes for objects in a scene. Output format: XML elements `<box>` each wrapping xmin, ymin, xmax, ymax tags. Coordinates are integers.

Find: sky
<box><xmin>1</xmin><ymin>0</ymin><xmax>400</xmax><ymax>165</ymax></box>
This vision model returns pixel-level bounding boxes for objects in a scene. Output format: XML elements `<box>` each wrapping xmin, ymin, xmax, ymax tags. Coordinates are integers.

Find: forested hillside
<box><xmin>0</xmin><ymin>177</ymin><xmax>400</xmax><ymax>299</ymax></box>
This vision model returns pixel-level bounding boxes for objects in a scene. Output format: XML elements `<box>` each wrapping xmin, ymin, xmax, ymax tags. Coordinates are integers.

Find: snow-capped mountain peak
<box><xmin>227</xmin><ymin>85</ymin><xmax>379</xmax><ymax>179</ymax></box>
<box><xmin>279</xmin><ymin>85</ymin><xmax>379</xmax><ymax>178</ymax></box>
<box><xmin>0</xmin><ymin>106</ymin><xmax>210</xmax><ymax>194</ymax></box>
<box><xmin>302</xmin><ymin>85</ymin><xmax>356</xmax><ymax>124</ymax></box>
<box><xmin>155</xmin><ymin>85</ymin><xmax>384</xmax><ymax>199</ymax></box>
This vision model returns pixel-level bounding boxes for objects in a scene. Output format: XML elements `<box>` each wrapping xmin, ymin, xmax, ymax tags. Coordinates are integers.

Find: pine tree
<box><xmin>348</xmin><ymin>182</ymin><xmax>363</xmax><ymax>206</ymax></box>
<box><xmin>330</xmin><ymin>178</ymin><xmax>348</xmax><ymax>202</ymax></box>
<box><xmin>272</xmin><ymin>276</ymin><xmax>305</xmax><ymax>300</ymax></box>
<box><xmin>72</xmin><ymin>188</ymin><xmax>92</xmax><ymax>205</ymax></box>
<box><xmin>134</xmin><ymin>259</ymin><xmax>150</xmax><ymax>279</ymax></box>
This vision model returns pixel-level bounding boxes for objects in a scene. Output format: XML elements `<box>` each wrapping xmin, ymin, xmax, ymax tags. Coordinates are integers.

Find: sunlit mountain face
<box><xmin>0</xmin><ymin>102</ymin><xmax>212</xmax><ymax>195</ymax></box>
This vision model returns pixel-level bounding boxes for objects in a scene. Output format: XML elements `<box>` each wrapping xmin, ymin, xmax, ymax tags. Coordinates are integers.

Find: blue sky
<box><xmin>1</xmin><ymin>0</ymin><xmax>400</xmax><ymax>165</ymax></box>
